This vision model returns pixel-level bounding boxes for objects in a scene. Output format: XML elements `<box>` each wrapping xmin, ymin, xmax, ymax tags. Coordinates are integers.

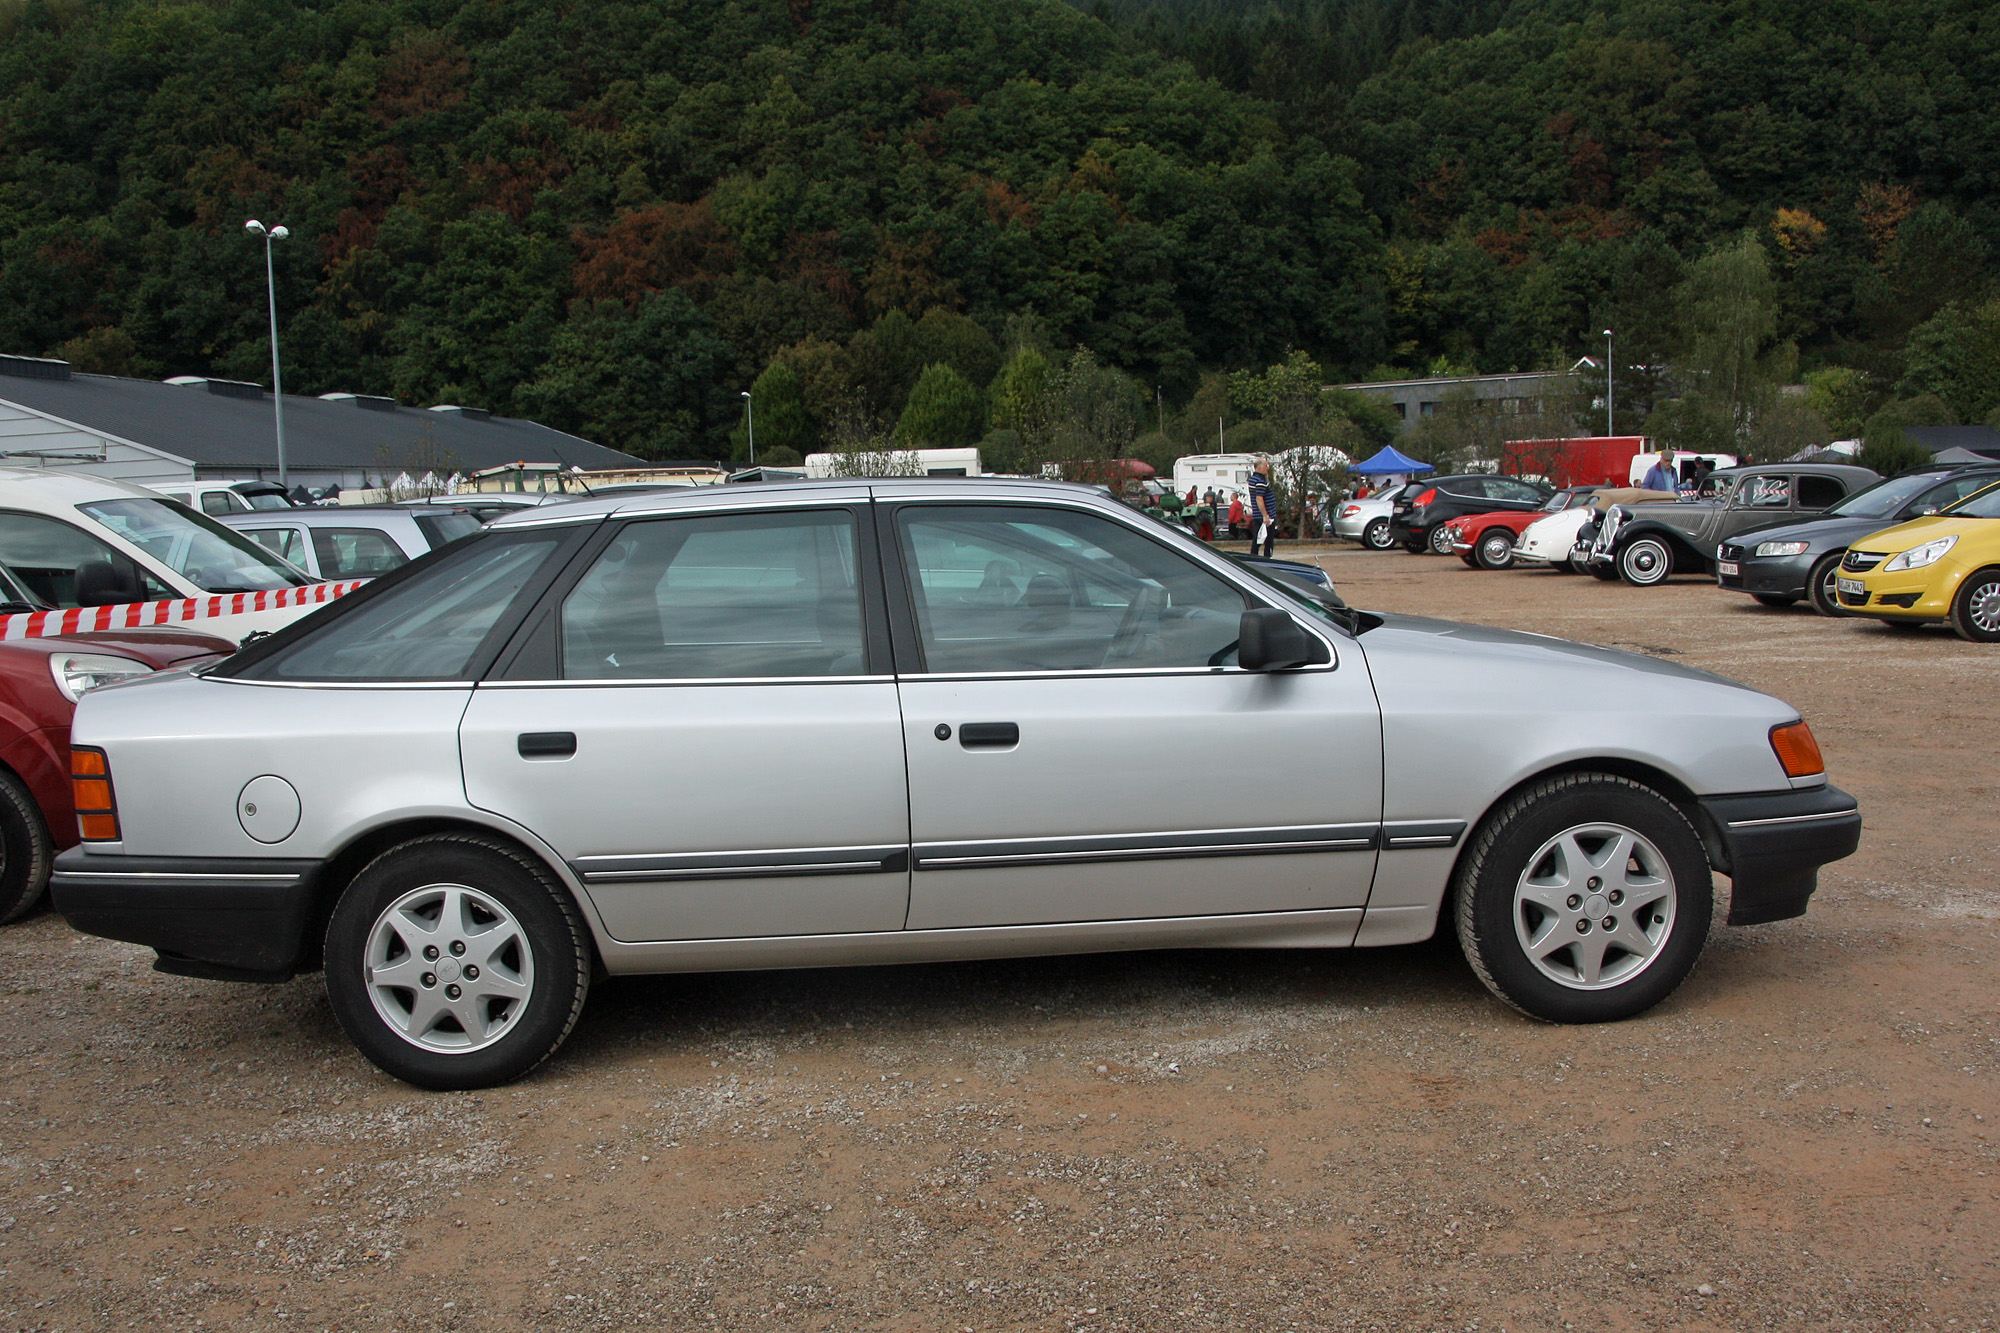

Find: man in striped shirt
<box><xmin>1247</xmin><ymin>456</ymin><xmax>1278</xmax><ymax>558</ymax></box>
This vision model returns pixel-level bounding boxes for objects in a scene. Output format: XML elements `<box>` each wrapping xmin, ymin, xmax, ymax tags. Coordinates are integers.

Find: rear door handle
<box><xmin>518</xmin><ymin>731</ymin><xmax>577</xmax><ymax>759</ymax></box>
<box><xmin>959</xmin><ymin>722</ymin><xmax>1019</xmax><ymax>749</ymax></box>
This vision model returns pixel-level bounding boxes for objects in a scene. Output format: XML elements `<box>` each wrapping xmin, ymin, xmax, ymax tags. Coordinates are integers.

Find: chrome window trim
<box><xmin>476</xmin><ymin>674</ymin><xmax>895</xmax><ymax>690</ymax></box>
<box><xmin>206</xmin><ymin>677</ymin><xmax>477</xmax><ymax>692</ymax></box>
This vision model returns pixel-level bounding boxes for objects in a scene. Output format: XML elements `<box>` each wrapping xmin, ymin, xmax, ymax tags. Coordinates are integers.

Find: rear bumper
<box><xmin>1697</xmin><ymin>785</ymin><xmax>1861</xmax><ymax>925</ymax></box>
<box><xmin>51</xmin><ymin>849</ymin><xmax>323</xmax><ymax>982</ymax></box>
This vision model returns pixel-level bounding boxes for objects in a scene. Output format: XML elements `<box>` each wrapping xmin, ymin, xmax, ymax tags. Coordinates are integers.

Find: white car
<box><xmin>1514</xmin><ymin>488</ymin><xmax>1677</xmax><ymax>571</ymax></box>
<box><xmin>0</xmin><ymin>467</ymin><xmax>329</xmax><ymax>642</ymax></box>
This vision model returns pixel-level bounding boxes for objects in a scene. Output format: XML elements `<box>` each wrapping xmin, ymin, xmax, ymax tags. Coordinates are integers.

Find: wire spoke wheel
<box><xmin>365</xmin><ymin>882</ymin><xmax>537</xmax><ymax>1054</ymax></box>
<box><xmin>1513</xmin><ymin>822</ymin><xmax>1675</xmax><ymax>990</ymax></box>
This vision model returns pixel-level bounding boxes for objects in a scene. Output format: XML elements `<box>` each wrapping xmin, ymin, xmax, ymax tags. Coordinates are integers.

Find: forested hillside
<box><xmin>0</xmin><ymin>0</ymin><xmax>1994</xmax><ymax>468</ymax></box>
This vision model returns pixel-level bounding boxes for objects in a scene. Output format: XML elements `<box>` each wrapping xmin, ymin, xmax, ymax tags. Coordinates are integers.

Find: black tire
<box><xmin>1362</xmin><ymin>518</ymin><xmax>1395</xmax><ymax>551</ymax></box>
<box><xmin>1948</xmin><ymin>567</ymin><xmax>2000</xmax><ymax>643</ymax></box>
<box><xmin>1454</xmin><ymin>772</ymin><xmax>1712</xmax><ymax>1024</ymax></box>
<box><xmin>1475</xmin><ymin>529</ymin><xmax>1516</xmax><ymax>570</ymax></box>
<box><xmin>1752</xmin><ymin>593</ymin><xmax>1796</xmax><ymax>608</ymax></box>
<box><xmin>1617</xmin><ymin>537</ymin><xmax>1674</xmax><ymax>586</ymax></box>
<box><xmin>324</xmin><ymin>833</ymin><xmax>591</xmax><ymax>1090</ymax></box>
<box><xmin>0</xmin><ymin>768</ymin><xmax>52</xmax><ymax>925</ymax></box>
<box><xmin>1550</xmin><ymin>560</ymin><xmax>1575</xmax><ymax>575</ymax></box>
<box><xmin>1428</xmin><ymin>525</ymin><xmax>1457</xmax><ymax>556</ymax></box>
<box><xmin>1459</xmin><ymin>552</ymin><xmax>1479</xmax><ymax>568</ymax></box>
<box><xmin>1402</xmin><ymin>538</ymin><xmax>1426</xmax><ymax>554</ymax></box>
<box><xmin>1807</xmin><ymin>553</ymin><xmax>1845</xmax><ymax>617</ymax></box>
<box><xmin>1588</xmin><ymin>561</ymin><xmax>1621</xmax><ymax>581</ymax></box>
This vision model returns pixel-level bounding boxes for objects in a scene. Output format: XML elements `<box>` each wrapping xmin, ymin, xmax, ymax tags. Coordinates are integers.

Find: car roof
<box><xmin>0</xmin><ymin>465</ymin><xmax>177</xmax><ymax>515</ymax></box>
<box><xmin>217</xmin><ymin>506</ymin><xmax>434</xmax><ymax>527</ymax></box>
<box><xmin>486</xmin><ymin>475</ymin><xmax>1125</xmax><ymax>529</ymax></box>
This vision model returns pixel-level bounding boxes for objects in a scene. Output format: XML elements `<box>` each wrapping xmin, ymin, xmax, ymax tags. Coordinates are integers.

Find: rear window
<box><xmin>413</xmin><ymin>511</ymin><xmax>483</xmax><ymax>549</ymax></box>
<box><xmin>312</xmin><ymin>527</ymin><xmax>409</xmax><ymax>579</ymax></box>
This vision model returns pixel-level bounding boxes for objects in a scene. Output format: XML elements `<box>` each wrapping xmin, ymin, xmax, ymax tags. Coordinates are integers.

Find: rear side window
<box><xmin>201</xmin><ymin>491</ymin><xmax>249</xmax><ymax>515</ymax></box>
<box><xmin>313</xmin><ymin>527</ymin><xmax>409</xmax><ymax>578</ymax></box>
<box><xmin>245</xmin><ymin>534</ymin><xmax>565</xmax><ymax>681</ymax></box>
<box><xmin>1744</xmin><ymin>475</ymin><xmax>1792</xmax><ymax>507</ymax></box>
<box><xmin>1796</xmin><ymin>474</ymin><xmax>1845</xmax><ymax>509</ymax></box>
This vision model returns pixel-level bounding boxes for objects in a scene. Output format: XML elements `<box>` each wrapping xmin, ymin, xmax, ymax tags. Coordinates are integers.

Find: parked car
<box><xmin>409</xmin><ymin>494</ymin><xmax>578</xmax><ymax>525</ymax></box>
<box><xmin>0</xmin><ymin>467</ymin><xmax>319</xmax><ymax>642</ymax></box>
<box><xmin>150</xmin><ymin>480</ymin><xmax>295</xmax><ymax>516</ymax></box>
<box><xmin>1441</xmin><ymin>487</ymin><xmax>1609</xmax><ymax>570</ymax></box>
<box><xmin>1512</xmin><ymin>488</ymin><xmax>1679</xmax><ymax>572</ymax></box>
<box><xmin>1836</xmin><ymin>479</ymin><xmax>2000</xmax><ymax>639</ymax></box>
<box><xmin>219</xmin><ymin>505</ymin><xmax>483</xmax><ymax>580</ymax></box>
<box><xmin>0</xmin><ymin>563</ymin><xmax>232</xmax><ymax>921</ymax></box>
<box><xmin>1715</xmin><ymin>463</ymin><xmax>2000</xmax><ymax>615</ymax></box>
<box><xmin>1391</xmin><ymin>475</ymin><xmax>1553</xmax><ymax>555</ymax></box>
<box><xmin>1580</xmin><ymin>464</ymin><xmax>1880</xmax><ymax>586</ymax></box>
<box><xmin>1331</xmin><ymin>484</ymin><xmax>1420</xmax><ymax>550</ymax></box>
<box><xmin>53</xmin><ymin>477</ymin><xmax>1859</xmax><ymax>1089</ymax></box>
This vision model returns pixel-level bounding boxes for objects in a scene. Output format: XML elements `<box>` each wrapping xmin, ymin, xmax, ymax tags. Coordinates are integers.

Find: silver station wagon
<box><xmin>53</xmin><ymin>479</ymin><xmax>1860</xmax><ymax>1089</ymax></box>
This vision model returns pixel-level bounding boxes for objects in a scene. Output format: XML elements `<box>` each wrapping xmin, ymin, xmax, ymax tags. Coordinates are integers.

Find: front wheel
<box><xmin>1617</xmin><ymin>537</ymin><xmax>1674</xmax><ymax>586</ymax></box>
<box><xmin>1428</xmin><ymin>525</ymin><xmax>1457</xmax><ymax>556</ymax></box>
<box><xmin>1475</xmin><ymin>530</ymin><xmax>1516</xmax><ymax>570</ymax></box>
<box><xmin>1949</xmin><ymin>567</ymin><xmax>2000</xmax><ymax>642</ymax></box>
<box><xmin>0</xmin><ymin>769</ymin><xmax>52</xmax><ymax>924</ymax></box>
<box><xmin>1362</xmin><ymin>518</ymin><xmax>1395</xmax><ymax>550</ymax></box>
<box><xmin>1807</xmin><ymin>553</ymin><xmax>1845</xmax><ymax>617</ymax></box>
<box><xmin>1454</xmin><ymin>773</ymin><xmax>1712</xmax><ymax>1023</ymax></box>
<box><xmin>1587</xmin><ymin>561</ymin><xmax>1621</xmax><ymax>582</ymax></box>
<box><xmin>1550</xmin><ymin>560</ymin><xmax>1575</xmax><ymax>575</ymax></box>
<box><xmin>324</xmin><ymin>834</ymin><xmax>591</xmax><ymax>1090</ymax></box>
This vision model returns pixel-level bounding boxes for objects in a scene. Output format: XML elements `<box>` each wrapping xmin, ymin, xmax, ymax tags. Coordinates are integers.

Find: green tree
<box><xmin>1900</xmin><ymin>300</ymin><xmax>2000</xmax><ymax>424</ymax></box>
<box><xmin>733</xmin><ymin>360</ymin><xmax>816</xmax><ymax>460</ymax></box>
<box><xmin>1672</xmin><ymin>233</ymin><xmax>1794</xmax><ymax>441</ymax></box>
<box><xmin>1803</xmin><ymin>367</ymin><xmax>1877</xmax><ymax>440</ymax></box>
<box><xmin>895</xmin><ymin>363</ymin><xmax>987</xmax><ymax>448</ymax></box>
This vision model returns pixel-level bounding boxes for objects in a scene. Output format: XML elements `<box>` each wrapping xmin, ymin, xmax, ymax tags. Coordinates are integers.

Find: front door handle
<box><xmin>959</xmin><ymin>722</ymin><xmax>1019</xmax><ymax>749</ymax></box>
<box><xmin>518</xmin><ymin>731</ymin><xmax>577</xmax><ymax>759</ymax></box>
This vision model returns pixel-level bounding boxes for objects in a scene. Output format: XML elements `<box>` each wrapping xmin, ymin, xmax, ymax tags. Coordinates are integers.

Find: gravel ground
<box><xmin>0</xmin><ymin>547</ymin><xmax>1992</xmax><ymax>1332</ymax></box>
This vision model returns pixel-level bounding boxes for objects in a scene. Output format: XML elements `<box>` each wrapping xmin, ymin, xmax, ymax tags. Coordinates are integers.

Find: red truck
<box><xmin>1501</xmin><ymin>436</ymin><xmax>1650</xmax><ymax>488</ymax></box>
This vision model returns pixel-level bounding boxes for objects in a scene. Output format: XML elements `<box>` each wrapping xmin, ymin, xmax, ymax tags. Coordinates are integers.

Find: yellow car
<box><xmin>1837</xmin><ymin>479</ymin><xmax>2000</xmax><ymax>640</ymax></box>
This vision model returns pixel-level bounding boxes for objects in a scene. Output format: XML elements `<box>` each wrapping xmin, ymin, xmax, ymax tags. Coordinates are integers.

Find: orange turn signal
<box><xmin>1769</xmin><ymin>721</ymin><xmax>1825</xmax><ymax>778</ymax></box>
<box><xmin>69</xmin><ymin>746</ymin><xmax>120</xmax><ymax>841</ymax></box>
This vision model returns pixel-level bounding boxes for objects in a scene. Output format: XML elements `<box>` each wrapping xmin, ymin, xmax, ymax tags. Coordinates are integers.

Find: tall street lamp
<box><xmin>740</xmin><ymin>389</ymin><xmax>756</xmax><ymax>466</ymax></box>
<box><xmin>245</xmin><ymin>219</ymin><xmax>291</xmax><ymax>488</ymax></box>
<box><xmin>1602</xmin><ymin>328</ymin><xmax>1615</xmax><ymax>437</ymax></box>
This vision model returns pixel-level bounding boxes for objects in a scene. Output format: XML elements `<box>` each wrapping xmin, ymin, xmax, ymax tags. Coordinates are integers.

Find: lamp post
<box><xmin>740</xmin><ymin>389</ymin><xmax>755</xmax><ymax>466</ymax></box>
<box><xmin>244</xmin><ymin>220</ymin><xmax>291</xmax><ymax>489</ymax></box>
<box><xmin>1602</xmin><ymin>328</ymin><xmax>1614</xmax><ymax>437</ymax></box>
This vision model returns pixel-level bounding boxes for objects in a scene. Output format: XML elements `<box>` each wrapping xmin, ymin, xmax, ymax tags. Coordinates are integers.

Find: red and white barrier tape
<box><xmin>0</xmin><ymin>580</ymin><xmax>365</xmax><ymax>642</ymax></box>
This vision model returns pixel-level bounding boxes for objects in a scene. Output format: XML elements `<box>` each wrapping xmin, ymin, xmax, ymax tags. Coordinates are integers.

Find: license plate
<box><xmin>1718</xmin><ymin>561</ymin><xmax>1738</xmax><ymax>576</ymax></box>
<box><xmin>1837</xmin><ymin>577</ymin><xmax>1865</xmax><ymax>595</ymax></box>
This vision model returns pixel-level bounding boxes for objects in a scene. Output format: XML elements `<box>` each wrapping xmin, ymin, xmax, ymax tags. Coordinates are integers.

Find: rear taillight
<box><xmin>1413</xmin><ymin>488</ymin><xmax>1437</xmax><ymax>507</ymax></box>
<box><xmin>1340</xmin><ymin>505</ymin><xmax>1360</xmax><ymax>517</ymax></box>
<box><xmin>71</xmin><ymin>747</ymin><xmax>120</xmax><ymax>841</ymax></box>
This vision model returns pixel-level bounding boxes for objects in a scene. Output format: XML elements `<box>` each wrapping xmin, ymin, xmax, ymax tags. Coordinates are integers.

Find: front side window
<box><xmin>0</xmin><ymin>511</ymin><xmax>173</xmax><ymax>607</ymax></box>
<box><xmin>244</xmin><ymin>533</ymin><xmax>564</xmax><ymax>681</ymax></box>
<box><xmin>78</xmin><ymin>498</ymin><xmax>307</xmax><ymax>592</ymax></box>
<box><xmin>1742</xmin><ymin>475</ymin><xmax>1792</xmax><ymax>507</ymax></box>
<box><xmin>561</xmin><ymin>510</ymin><xmax>863</xmax><ymax>679</ymax></box>
<box><xmin>1944</xmin><ymin>481</ymin><xmax>2000</xmax><ymax>520</ymax></box>
<box><xmin>313</xmin><ymin>527</ymin><xmax>410</xmax><ymax>579</ymax></box>
<box><xmin>898</xmin><ymin>505</ymin><xmax>1248</xmax><ymax>673</ymax></box>
<box><xmin>1488</xmin><ymin>478</ymin><xmax>1546</xmax><ymax>504</ymax></box>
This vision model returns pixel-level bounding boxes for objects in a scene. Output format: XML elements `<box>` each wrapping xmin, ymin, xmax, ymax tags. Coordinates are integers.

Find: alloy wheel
<box><xmin>1511</xmin><ymin>822</ymin><xmax>1676</xmax><ymax>990</ymax></box>
<box><xmin>365</xmin><ymin>882</ymin><xmax>537</xmax><ymax>1053</ymax></box>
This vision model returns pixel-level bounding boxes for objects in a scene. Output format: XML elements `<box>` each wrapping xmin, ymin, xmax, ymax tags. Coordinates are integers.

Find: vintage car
<box><xmin>1580</xmin><ymin>464</ymin><xmax>1880</xmax><ymax>585</ymax></box>
<box><xmin>1441</xmin><ymin>487</ymin><xmax>1609</xmax><ymax>570</ymax></box>
<box><xmin>52</xmin><ymin>478</ymin><xmax>1859</xmax><ymax>1089</ymax></box>
<box><xmin>1716</xmin><ymin>463</ymin><xmax>2000</xmax><ymax>614</ymax></box>
<box><xmin>1835</xmin><ymin>479</ymin><xmax>2000</xmax><ymax>639</ymax></box>
<box><xmin>1512</xmin><ymin>488</ymin><xmax>1679</xmax><ymax>572</ymax></box>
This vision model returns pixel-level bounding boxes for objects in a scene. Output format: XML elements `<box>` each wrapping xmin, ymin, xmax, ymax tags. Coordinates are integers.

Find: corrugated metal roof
<box><xmin>0</xmin><ymin>370</ymin><xmax>640</xmax><ymax>474</ymax></box>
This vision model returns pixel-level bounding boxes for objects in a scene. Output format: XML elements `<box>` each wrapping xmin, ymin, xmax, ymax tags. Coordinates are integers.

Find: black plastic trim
<box><xmin>914</xmin><ymin>824</ymin><xmax>1381</xmax><ymax>870</ymax></box>
<box><xmin>1698</xmin><ymin>785</ymin><xmax>1861</xmax><ymax>925</ymax></box>
<box><xmin>51</xmin><ymin>849</ymin><xmax>322</xmax><ymax>977</ymax></box>
<box><xmin>573</xmin><ymin>845</ymin><xmax>908</xmax><ymax>883</ymax></box>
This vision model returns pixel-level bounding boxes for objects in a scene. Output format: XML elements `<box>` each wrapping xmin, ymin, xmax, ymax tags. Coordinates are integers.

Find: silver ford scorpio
<box><xmin>53</xmin><ymin>479</ymin><xmax>1860</xmax><ymax>1090</ymax></box>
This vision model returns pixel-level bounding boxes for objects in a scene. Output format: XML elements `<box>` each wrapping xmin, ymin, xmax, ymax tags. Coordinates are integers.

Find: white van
<box><xmin>804</xmin><ymin>447</ymin><xmax>982</xmax><ymax>478</ymax></box>
<box><xmin>149</xmin><ymin>479</ymin><xmax>295</xmax><ymax>517</ymax></box>
<box><xmin>0</xmin><ymin>468</ymin><xmax>334</xmax><ymax>644</ymax></box>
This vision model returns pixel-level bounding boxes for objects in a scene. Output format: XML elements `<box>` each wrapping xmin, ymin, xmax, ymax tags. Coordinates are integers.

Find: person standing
<box><xmin>1641</xmin><ymin>450</ymin><xmax>1679</xmax><ymax>493</ymax></box>
<box><xmin>1227</xmin><ymin>493</ymin><xmax>1247</xmax><ymax>538</ymax></box>
<box><xmin>1247</xmin><ymin>456</ymin><xmax>1278</xmax><ymax>558</ymax></box>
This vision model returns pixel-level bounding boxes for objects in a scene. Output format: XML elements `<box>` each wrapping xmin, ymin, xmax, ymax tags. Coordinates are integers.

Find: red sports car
<box><xmin>1442</xmin><ymin>486</ymin><xmax>1607</xmax><ymax>569</ymax></box>
<box><xmin>0</xmin><ymin>625</ymin><xmax>234</xmax><ymax>922</ymax></box>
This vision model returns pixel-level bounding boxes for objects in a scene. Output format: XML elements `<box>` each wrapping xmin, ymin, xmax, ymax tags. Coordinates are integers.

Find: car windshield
<box><xmin>77</xmin><ymin>498</ymin><xmax>311</xmax><ymax>592</ymax></box>
<box><xmin>243</xmin><ymin>492</ymin><xmax>293</xmax><ymax>511</ymax></box>
<box><xmin>1822</xmin><ymin>473</ymin><xmax>1936</xmax><ymax>518</ymax></box>
<box><xmin>1942</xmin><ymin>482</ymin><xmax>2000</xmax><ymax>519</ymax></box>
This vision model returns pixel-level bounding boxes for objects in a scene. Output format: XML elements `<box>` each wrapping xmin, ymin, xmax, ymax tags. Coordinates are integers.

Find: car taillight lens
<box><xmin>71</xmin><ymin>747</ymin><xmax>120</xmax><ymax>841</ymax></box>
<box><xmin>1340</xmin><ymin>505</ymin><xmax>1360</xmax><ymax>517</ymax></box>
<box><xmin>1769</xmin><ymin>721</ymin><xmax>1824</xmax><ymax>778</ymax></box>
<box><xmin>1412</xmin><ymin>488</ymin><xmax>1436</xmax><ymax>507</ymax></box>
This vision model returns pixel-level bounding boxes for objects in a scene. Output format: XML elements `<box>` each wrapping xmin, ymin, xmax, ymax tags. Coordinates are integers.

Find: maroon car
<box><xmin>0</xmin><ymin>609</ymin><xmax>233</xmax><ymax>921</ymax></box>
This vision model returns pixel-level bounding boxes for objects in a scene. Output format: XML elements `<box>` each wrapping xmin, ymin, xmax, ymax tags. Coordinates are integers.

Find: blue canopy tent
<box><xmin>1351</xmin><ymin>445</ymin><xmax>1434</xmax><ymax>476</ymax></box>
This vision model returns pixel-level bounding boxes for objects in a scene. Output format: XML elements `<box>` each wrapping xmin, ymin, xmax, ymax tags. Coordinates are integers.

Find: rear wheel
<box><xmin>1455</xmin><ymin>773</ymin><xmax>1711</xmax><ymax>1023</ymax></box>
<box><xmin>1948</xmin><ymin>568</ymin><xmax>2000</xmax><ymax>643</ymax></box>
<box><xmin>1752</xmin><ymin>593</ymin><xmax>1796</xmax><ymax>608</ymax></box>
<box><xmin>1807</xmin><ymin>553</ymin><xmax>1845</xmax><ymax>617</ymax></box>
<box><xmin>1475</xmin><ymin>530</ymin><xmax>1516</xmax><ymax>570</ymax></box>
<box><xmin>1362</xmin><ymin>518</ymin><xmax>1395</xmax><ymax>550</ymax></box>
<box><xmin>1550</xmin><ymin>560</ymin><xmax>1575</xmax><ymax>575</ymax></box>
<box><xmin>0</xmin><ymin>769</ymin><xmax>52</xmax><ymax>925</ymax></box>
<box><xmin>1617</xmin><ymin>537</ymin><xmax>1673</xmax><ymax>586</ymax></box>
<box><xmin>1428</xmin><ymin>525</ymin><xmax>1456</xmax><ymax>556</ymax></box>
<box><xmin>324</xmin><ymin>834</ymin><xmax>591</xmax><ymax>1090</ymax></box>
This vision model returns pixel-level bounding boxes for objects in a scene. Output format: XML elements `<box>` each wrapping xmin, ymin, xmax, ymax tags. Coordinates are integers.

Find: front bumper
<box><xmin>51</xmin><ymin>849</ymin><xmax>324</xmax><ymax>982</ymax></box>
<box><xmin>1840</xmin><ymin>565</ymin><xmax>1961</xmax><ymax>619</ymax></box>
<box><xmin>1717</xmin><ymin>552</ymin><xmax>1812</xmax><ymax>598</ymax></box>
<box><xmin>1697</xmin><ymin>785</ymin><xmax>1861</xmax><ymax>925</ymax></box>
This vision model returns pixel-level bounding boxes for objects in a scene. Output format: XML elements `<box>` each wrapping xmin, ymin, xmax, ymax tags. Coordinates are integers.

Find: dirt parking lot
<box><xmin>0</xmin><ymin>548</ymin><xmax>1992</xmax><ymax>1332</ymax></box>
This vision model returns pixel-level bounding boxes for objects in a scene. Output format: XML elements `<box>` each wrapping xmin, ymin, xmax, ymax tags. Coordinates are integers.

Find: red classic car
<box><xmin>1442</xmin><ymin>486</ymin><xmax>1608</xmax><ymax>569</ymax></box>
<box><xmin>0</xmin><ymin>624</ymin><xmax>234</xmax><ymax>922</ymax></box>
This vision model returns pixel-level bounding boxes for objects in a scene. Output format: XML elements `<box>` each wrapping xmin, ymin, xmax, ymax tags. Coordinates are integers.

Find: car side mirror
<box><xmin>1916</xmin><ymin>505</ymin><xmax>1940</xmax><ymax>516</ymax></box>
<box><xmin>1238</xmin><ymin>608</ymin><xmax>1313</xmax><ymax>671</ymax></box>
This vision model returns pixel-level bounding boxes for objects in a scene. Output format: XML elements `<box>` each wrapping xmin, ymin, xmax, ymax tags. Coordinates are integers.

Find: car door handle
<box><xmin>959</xmin><ymin>722</ymin><xmax>1019</xmax><ymax>749</ymax></box>
<box><xmin>518</xmin><ymin>731</ymin><xmax>577</xmax><ymax>759</ymax></box>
